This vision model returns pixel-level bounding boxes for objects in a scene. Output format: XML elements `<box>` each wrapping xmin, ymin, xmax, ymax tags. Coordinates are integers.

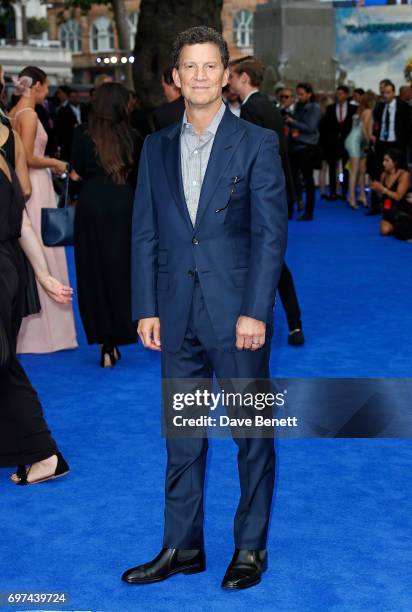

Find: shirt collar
<box><xmin>241</xmin><ymin>89</ymin><xmax>259</xmax><ymax>106</ymax></box>
<box><xmin>181</xmin><ymin>100</ymin><xmax>226</xmax><ymax>136</ymax></box>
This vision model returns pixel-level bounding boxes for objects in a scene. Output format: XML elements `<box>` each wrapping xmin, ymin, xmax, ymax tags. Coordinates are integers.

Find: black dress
<box><xmin>71</xmin><ymin>125</ymin><xmax>142</xmax><ymax>346</ymax></box>
<box><xmin>0</xmin><ymin>161</ymin><xmax>58</xmax><ymax>467</ymax></box>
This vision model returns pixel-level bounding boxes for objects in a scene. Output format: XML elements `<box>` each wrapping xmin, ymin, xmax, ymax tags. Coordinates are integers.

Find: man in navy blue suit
<box><xmin>122</xmin><ymin>26</ymin><xmax>288</xmax><ymax>590</ymax></box>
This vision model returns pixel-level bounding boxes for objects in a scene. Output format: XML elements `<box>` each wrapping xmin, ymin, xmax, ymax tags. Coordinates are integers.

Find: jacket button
<box><xmin>192</xmin><ymin>238</ymin><xmax>199</xmax><ymax>245</ymax></box>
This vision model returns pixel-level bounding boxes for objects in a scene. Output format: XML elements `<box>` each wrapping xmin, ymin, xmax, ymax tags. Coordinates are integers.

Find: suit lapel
<box><xmin>194</xmin><ymin>107</ymin><xmax>245</xmax><ymax>231</ymax></box>
<box><xmin>163</xmin><ymin>123</ymin><xmax>193</xmax><ymax>229</ymax></box>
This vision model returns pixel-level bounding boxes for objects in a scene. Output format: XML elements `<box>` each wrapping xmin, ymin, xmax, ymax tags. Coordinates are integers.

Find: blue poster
<box><xmin>335</xmin><ymin>5</ymin><xmax>412</xmax><ymax>90</ymax></box>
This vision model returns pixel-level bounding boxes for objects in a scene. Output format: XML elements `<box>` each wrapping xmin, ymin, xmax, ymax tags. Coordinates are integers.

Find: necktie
<box><xmin>338</xmin><ymin>104</ymin><xmax>343</xmax><ymax>123</ymax></box>
<box><xmin>383</xmin><ymin>104</ymin><xmax>390</xmax><ymax>141</ymax></box>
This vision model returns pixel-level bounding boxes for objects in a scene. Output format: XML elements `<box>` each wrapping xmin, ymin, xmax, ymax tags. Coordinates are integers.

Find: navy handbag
<box><xmin>41</xmin><ymin>176</ymin><xmax>75</xmax><ymax>247</ymax></box>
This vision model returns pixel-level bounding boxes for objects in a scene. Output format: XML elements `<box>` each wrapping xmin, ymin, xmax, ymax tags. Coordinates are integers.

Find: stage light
<box><xmin>96</xmin><ymin>57</ymin><xmax>102</xmax><ymax>64</ymax></box>
<box><xmin>103</xmin><ymin>57</ymin><xmax>110</xmax><ymax>64</ymax></box>
<box><xmin>121</xmin><ymin>57</ymin><xmax>128</xmax><ymax>64</ymax></box>
<box><xmin>129</xmin><ymin>56</ymin><xmax>135</xmax><ymax>64</ymax></box>
<box><xmin>110</xmin><ymin>56</ymin><xmax>118</xmax><ymax>64</ymax></box>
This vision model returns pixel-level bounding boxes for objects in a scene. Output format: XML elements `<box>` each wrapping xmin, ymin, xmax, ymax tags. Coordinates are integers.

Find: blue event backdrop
<box><xmin>334</xmin><ymin>3</ymin><xmax>412</xmax><ymax>90</ymax></box>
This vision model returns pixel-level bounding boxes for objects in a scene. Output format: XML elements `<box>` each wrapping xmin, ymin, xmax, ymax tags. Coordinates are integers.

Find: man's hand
<box><xmin>236</xmin><ymin>316</ymin><xmax>266</xmax><ymax>351</ymax></box>
<box><xmin>137</xmin><ymin>317</ymin><xmax>161</xmax><ymax>351</ymax></box>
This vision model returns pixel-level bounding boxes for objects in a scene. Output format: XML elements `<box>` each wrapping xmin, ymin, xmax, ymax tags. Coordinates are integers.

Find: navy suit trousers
<box><xmin>161</xmin><ymin>278</ymin><xmax>275</xmax><ymax>550</ymax></box>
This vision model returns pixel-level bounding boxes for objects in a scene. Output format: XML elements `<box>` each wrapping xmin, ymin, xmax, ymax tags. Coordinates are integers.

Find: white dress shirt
<box><xmin>336</xmin><ymin>101</ymin><xmax>348</xmax><ymax>123</ymax></box>
<box><xmin>379</xmin><ymin>98</ymin><xmax>397</xmax><ymax>142</ymax></box>
<box><xmin>70</xmin><ymin>104</ymin><xmax>82</xmax><ymax>125</ymax></box>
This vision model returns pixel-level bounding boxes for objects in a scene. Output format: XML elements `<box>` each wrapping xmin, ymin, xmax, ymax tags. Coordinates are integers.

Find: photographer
<box><xmin>371</xmin><ymin>148</ymin><xmax>411</xmax><ymax>237</ymax></box>
<box><xmin>286</xmin><ymin>82</ymin><xmax>321</xmax><ymax>221</ymax></box>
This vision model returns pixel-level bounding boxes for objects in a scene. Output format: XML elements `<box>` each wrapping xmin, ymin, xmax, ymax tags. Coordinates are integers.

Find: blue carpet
<box><xmin>1</xmin><ymin>195</ymin><xmax>411</xmax><ymax>612</ymax></box>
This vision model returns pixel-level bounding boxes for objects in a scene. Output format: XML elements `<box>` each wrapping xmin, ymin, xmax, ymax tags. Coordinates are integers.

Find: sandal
<box><xmin>100</xmin><ymin>344</ymin><xmax>117</xmax><ymax>368</ymax></box>
<box><xmin>13</xmin><ymin>453</ymin><xmax>70</xmax><ymax>486</ymax></box>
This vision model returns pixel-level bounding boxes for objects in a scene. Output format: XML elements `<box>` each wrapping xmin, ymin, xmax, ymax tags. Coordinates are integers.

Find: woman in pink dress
<box><xmin>9</xmin><ymin>66</ymin><xmax>78</xmax><ymax>353</ymax></box>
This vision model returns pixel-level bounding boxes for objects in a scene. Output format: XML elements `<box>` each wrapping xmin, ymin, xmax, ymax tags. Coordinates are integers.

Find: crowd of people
<box><xmin>272</xmin><ymin>77</ymin><xmax>412</xmax><ymax>230</ymax></box>
<box><xmin>0</xmin><ymin>53</ymin><xmax>411</xmax><ymax>486</ymax></box>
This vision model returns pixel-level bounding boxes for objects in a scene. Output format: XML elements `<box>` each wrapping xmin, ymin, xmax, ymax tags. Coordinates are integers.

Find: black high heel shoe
<box><xmin>13</xmin><ymin>452</ymin><xmax>70</xmax><ymax>486</ymax></box>
<box><xmin>100</xmin><ymin>344</ymin><xmax>117</xmax><ymax>368</ymax></box>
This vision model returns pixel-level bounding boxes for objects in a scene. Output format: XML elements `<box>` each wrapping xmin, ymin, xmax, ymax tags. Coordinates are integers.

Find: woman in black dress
<box><xmin>370</xmin><ymin>148</ymin><xmax>411</xmax><ymax>236</ymax></box>
<box><xmin>0</xmin><ymin>149</ymin><xmax>72</xmax><ymax>485</ymax></box>
<box><xmin>70</xmin><ymin>83</ymin><xmax>142</xmax><ymax>367</ymax></box>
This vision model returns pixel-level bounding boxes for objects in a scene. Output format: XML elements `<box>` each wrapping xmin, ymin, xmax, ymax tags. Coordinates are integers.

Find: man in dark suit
<box><xmin>54</xmin><ymin>88</ymin><xmax>84</xmax><ymax>162</ymax></box>
<box><xmin>323</xmin><ymin>85</ymin><xmax>356</xmax><ymax>201</ymax></box>
<box><xmin>123</xmin><ymin>26</ymin><xmax>288</xmax><ymax>590</ymax></box>
<box><xmin>368</xmin><ymin>79</ymin><xmax>412</xmax><ymax>215</ymax></box>
<box><xmin>152</xmin><ymin>67</ymin><xmax>186</xmax><ymax>131</ymax></box>
<box><xmin>229</xmin><ymin>56</ymin><xmax>304</xmax><ymax>347</ymax></box>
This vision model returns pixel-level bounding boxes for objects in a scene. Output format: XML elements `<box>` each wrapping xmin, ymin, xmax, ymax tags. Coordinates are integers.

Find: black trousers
<box><xmin>161</xmin><ymin>280</ymin><xmax>275</xmax><ymax>550</ymax></box>
<box><xmin>278</xmin><ymin>263</ymin><xmax>302</xmax><ymax>331</ymax></box>
<box><xmin>326</xmin><ymin>144</ymin><xmax>349</xmax><ymax>197</ymax></box>
<box><xmin>0</xmin><ymin>242</ymin><xmax>58</xmax><ymax>468</ymax></box>
<box><xmin>290</xmin><ymin>147</ymin><xmax>316</xmax><ymax>216</ymax></box>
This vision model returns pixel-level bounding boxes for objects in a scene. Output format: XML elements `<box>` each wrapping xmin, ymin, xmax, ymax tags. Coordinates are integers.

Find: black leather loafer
<box><xmin>221</xmin><ymin>549</ymin><xmax>267</xmax><ymax>590</ymax></box>
<box><xmin>121</xmin><ymin>548</ymin><xmax>206</xmax><ymax>584</ymax></box>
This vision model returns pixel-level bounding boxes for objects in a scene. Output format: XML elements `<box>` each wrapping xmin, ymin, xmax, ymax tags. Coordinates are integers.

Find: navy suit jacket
<box><xmin>131</xmin><ymin>106</ymin><xmax>288</xmax><ymax>353</ymax></box>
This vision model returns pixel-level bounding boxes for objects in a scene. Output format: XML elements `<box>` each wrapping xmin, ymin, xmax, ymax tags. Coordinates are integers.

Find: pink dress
<box><xmin>14</xmin><ymin>108</ymin><xmax>78</xmax><ymax>353</ymax></box>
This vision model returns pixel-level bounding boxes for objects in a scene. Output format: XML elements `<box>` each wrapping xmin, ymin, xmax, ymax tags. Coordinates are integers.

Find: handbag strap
<box><xmin>62</xmin><ymin>174</ymin><xmax>70</xmax><ymax>209</ymax></box>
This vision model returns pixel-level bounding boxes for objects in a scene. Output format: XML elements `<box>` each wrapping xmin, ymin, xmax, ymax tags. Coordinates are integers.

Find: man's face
<box><xmin>400</xmin><ymin>87</ymin><xmax>412</xmax><ymax>103</ymax></box>
<box><xmin>173</xmin><ymin>43</ymin><xmax>228</xmax><ymax>108</ymax></box>
<box><xmin>382</xmin><ymin>85</ymin><xmax>395</xmax><ymax>104</ymax></box>
<box><xmin>69</xmin><ymin>91</ymin><xmax>80</xmax><ymax>106</ymax></box>
<box><xmin>227</xmin><ymin>69</ymin><xmax>244</xmax><ymax>97</ymax></box>
<box><xmin>296</xmin><ymin>88</ymin><xmax>310</xmax><ymax>105</ymax></box>
<box><xmin>353</xmin><ymin>91</ymin><xmax>363</xmax><ymax>104</ymax></box>
<box><xmin>57</xmin><ymin>89</ymin><xmax>67</xmax><ymax>104</ymax></box>
<box><xmin>224</xmin><ymin>86</ymin><xmax>239</xmax><ymax>103</ymax></box>
<box><xmin>279</xmin><ymin>89</ymin><xmax>294</xmax><ymax>108</ymax></box>
<box><xmin>336</xmin><ymin>89</ymin><xmax>348</xmax><ymax>104</ymax></box>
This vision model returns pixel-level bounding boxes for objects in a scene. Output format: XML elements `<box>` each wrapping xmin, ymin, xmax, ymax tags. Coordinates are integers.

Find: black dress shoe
<box><xmin>221</xmin><ymin>549</ymin><xmax>267</xmax><ymax>590</ymax></box>
<box><xmin>288</xmin><ymin>329</ymin><xmax>305</xmax><ymax>346</ymax></box>
<box><xmin>365</xmin><ymin>209</ymin><xmax>380</xmax><ymax>216</ymax></box>
<box><xmin>297</xmin><ymin>213</ymin><xmax>313</xmax><ymax>221</ymax></box>
<box><xmin>324</xmin><ymin>194</ymin><xmax>338</xmax><ymax>201</ymax></box>
<box><xmin>121</xmin><ymin>548</ymin><xmax>205</xmax><ymax>584</ymax></box>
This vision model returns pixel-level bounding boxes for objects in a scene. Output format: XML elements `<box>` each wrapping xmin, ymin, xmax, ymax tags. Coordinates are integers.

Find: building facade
<box><xmin>0</xmin><ymin>0</ymin><xmax>72</xmax><ymax>84</ymax></box>
<box><xmin>46</xmin><ymin>0</ymin><xmax>267</xmax><ymax>84</ymax></box>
